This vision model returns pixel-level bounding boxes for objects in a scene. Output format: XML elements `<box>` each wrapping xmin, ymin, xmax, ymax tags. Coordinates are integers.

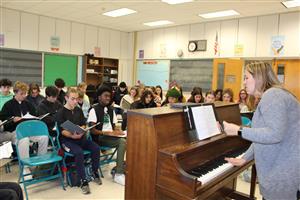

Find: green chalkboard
<box><xmin>44</xmin><ymin>54</ymin><xmax>77</xmax><ymax>86</ymax></box>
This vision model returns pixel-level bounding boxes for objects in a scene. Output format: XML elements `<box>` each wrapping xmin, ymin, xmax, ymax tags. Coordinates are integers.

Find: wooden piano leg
<box><xmin>249</xmin><ymin>164</ymin><xmax>257</xmax><ymax>199</ymax></box>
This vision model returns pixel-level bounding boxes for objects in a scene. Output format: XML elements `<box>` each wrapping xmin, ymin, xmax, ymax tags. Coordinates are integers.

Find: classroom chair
<box><xmin>16</xmin><ymin>120</ymin><xmax>65</xmax><ymax>200</ymax></box>
<box><xmin>54</xmin><ymin>123</ymin><xmax>99</xmax><ymax>186</ymax></box>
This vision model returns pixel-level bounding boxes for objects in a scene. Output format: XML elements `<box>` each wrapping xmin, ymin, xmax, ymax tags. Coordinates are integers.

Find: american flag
<box><xmin>214</xmin><ymin>31</ymin><xmax>219</xmax><ymax>56</ymax></box>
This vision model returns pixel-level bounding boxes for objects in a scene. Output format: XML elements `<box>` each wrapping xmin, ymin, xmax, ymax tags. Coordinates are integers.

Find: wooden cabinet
<box><xmin>83</xmin><ymin>55</ymin><xmax>119</xmax><ymax>88</ymax></box>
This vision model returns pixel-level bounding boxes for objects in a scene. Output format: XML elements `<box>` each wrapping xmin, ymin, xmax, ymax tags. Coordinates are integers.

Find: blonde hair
<box><xmin>245</xmin><ymin>62</ymin><xmax>282</xmax><ymax>93</ymax></box>
<box><xmin>13</xmin><ymin>81</ymin><xmax>29</xmax><ymax>93</ymax></box>
<box><xmin>78</xmin><ymin>90</ymin><xmax>84</xmax><ymax>99</ymax></box>
<box><xmin>77</xmin><ymin>82</ymin><xmax>87</xmax><ymax>89</ymax></box>
<box><xmin>66</xmin><ymin>87</ymin><xmax>78</xmax><ymax>97</ymax></box>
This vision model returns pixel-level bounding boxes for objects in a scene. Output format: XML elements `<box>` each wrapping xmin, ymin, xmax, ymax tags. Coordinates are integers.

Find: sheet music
<box><xmin>191</xmin><ymin>105</ymin><xmax>220</xmax><ymax>140</ymax></box>
<box><xmin>22</xmin><ymin>113</ymin><xmax>38</xmax><ymax>119</ymax></box>
<box><xmin>21</xmin><ymin>113</ymin><xmax>50</xmax><ymax>120</ymax></box>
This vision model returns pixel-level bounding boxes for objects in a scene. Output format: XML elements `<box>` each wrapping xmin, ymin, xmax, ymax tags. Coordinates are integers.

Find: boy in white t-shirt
<box><xmin>88</xmin><ymin>85</ymin><xmax>126</xmax><ymax>186</ymax></box>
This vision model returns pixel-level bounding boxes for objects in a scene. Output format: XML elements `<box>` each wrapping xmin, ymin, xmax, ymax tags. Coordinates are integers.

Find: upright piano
<box><xmin>125</xmin><ymin>102</ymin><xmax>256</xmax><ymax>200</ymax></box>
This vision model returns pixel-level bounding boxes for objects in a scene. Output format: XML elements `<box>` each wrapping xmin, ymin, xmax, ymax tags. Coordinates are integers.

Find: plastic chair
<box><xmin>16</xmin><ymin>120</ymin><xmax>65</xmax><ymax>200</ymax></box>
<box><xmin>54</xmin><ymin>123</ymin><xmax>101</xmax><ymax>186</ymax></box>
<box><xmin>241</xmin><ymin>116</ymin><xmax>252</xmax><ymax>127</ymax></box>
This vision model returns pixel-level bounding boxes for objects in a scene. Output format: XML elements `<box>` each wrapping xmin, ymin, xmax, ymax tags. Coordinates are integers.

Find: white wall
<box><xmin>0</xmin><ymin>7</ymin><xmax>134</xmax><ymax>85</ymax></box>
<box><xmin>136</xmin><ymin>12</ymin><xmax>300</xmax><ymax>59</ymax></box>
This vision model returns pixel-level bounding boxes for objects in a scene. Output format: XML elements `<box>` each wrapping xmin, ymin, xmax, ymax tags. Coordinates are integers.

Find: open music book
<box><xmin>61</xmin><ymin>120</ymin><xmax>101</xmax><ymax>135</ymax></box>
<box><xmin>22</xmin><ymin>113</ymin><xmax>50</xmax><ymax>120</ymax></box>
<box><xmin>184</xmin><ymin>104</ymin><xmax>221</xmax><ymax>141</ymax></box>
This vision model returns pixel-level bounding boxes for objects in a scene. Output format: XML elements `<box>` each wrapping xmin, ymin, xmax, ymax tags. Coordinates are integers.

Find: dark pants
<box><xmin>96</xmin><ymin>135</ymin><xmax>126</xmax><ymax>174</ymax></box>
<box><xmin>121</xmin><ymin>112</ymin><xmax>127</xmax><ymax>131</ymax></box>
<box><xmin>0</xmin><ymin>182</ymin><xmax>23</xmax><ymax>200</ymax></box>
<box><xmin>62</xmin><ymin>138</ymin><xmax>100</xmax><ymax>180</ymax></box>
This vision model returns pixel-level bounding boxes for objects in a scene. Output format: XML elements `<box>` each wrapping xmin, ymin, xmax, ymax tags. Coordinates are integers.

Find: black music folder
<box><xmin>61</xmin><ymin>120</ymin><xmax>101</xmax><ymax>135</ymax></box>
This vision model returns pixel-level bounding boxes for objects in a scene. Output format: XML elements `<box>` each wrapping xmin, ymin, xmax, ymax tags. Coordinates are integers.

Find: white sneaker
<box><xmin>114</xmin><ymin>173</ymin><xmax>125</xmax><ymax>186</ymax></box>
<box><xmin>23</xmin><ymin>167</ymin><xmax>33</xmax><ymax>180</ymax></box>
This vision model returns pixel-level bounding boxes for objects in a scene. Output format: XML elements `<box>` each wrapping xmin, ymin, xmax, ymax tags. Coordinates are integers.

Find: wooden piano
<box><xmin>125</xmin><ymin>102</ymin><xmax>256</xmax><ymax>200</ymax></box>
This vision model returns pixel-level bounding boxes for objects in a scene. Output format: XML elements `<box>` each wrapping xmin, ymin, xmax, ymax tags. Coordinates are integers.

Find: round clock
<box><xmin>188</xmin><ymin>41</ymin><xmax>197</xmax><ymax>52</ymax></box>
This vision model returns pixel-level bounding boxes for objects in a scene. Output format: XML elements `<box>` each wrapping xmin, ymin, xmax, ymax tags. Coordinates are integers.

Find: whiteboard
<box><xmin>136</xmin><ymin>60</ymin><xmax>169</xmax><ymax>90</ymax></box>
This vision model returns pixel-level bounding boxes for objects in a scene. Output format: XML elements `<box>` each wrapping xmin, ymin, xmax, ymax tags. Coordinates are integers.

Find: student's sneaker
<box><xmin>93</xmin><ymin>172</ymin><xmax>102</xmax><ymax>185</ymax></box>
<box><xmin>114</xmin><ymin>173</ymin><xmax>125</xmax><ymax>186</ymax></box>
<box><xmin>80</xmin><ymin>179</ymin><xmax>90</xmax><ymax>194</ymax></box>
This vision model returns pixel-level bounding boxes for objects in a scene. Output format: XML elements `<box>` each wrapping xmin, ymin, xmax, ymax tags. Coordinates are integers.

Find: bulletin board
<box><xmin>136</xmin><ymin>60</ymin><xmax>170</xmax><ymax>90</ymax></box>
<box><xmin>44</xmin><ymin>54</ymin><xmax>77</xmax><ymax>86</ymax></box>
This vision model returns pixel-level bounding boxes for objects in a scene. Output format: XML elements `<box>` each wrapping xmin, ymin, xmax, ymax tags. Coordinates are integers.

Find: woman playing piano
<box><xmin>223</xmin><ymin>61</ymin><xmax>300</xmax><ymax>200</ymax></box>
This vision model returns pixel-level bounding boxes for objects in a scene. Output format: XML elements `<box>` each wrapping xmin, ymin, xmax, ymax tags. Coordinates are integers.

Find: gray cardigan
<box><xmin>242</xmin><ymin>88</ymin><xmax>300</xmax><ymax>200</ymax></box>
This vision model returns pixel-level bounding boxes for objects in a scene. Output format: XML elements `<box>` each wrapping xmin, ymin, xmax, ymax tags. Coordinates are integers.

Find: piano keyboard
<box><xmin>187</xmin><ymin>148</ymin><xmax>246</xmax><ymax>185</ymax></box>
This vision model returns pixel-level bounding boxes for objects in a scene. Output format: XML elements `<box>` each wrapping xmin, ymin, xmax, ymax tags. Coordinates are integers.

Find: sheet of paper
<box><xmin>191</xmin><ymin>105</ymin><xmax>220</xmax><ymax>140</ymax></box>
<box><xmin>22</xmin><ymin>113</ymin><xmax>38</xmax><ymax>119</ymax></box>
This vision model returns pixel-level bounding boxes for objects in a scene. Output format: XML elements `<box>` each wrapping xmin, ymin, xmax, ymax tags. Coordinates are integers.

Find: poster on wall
<box><xmin>271</xmin><ymin>35</ymin><xmax>285</xmax><ymax>56</ymax></box>
<box><xmin>160</xmin><ymin>43</ymin><xmax>167</xmax><ymax>58</ymax></box>
<box><xmin>234</xmin><ymin>44</ymin><xmax>244</xmax><ymax>56</ymax></box>
<box><xmin>0</xmin><ymin>34</ymin><xmax>4</xmax><ymax>46</ymax></box>
<box><xmin>139</xmin><ymin>50</ymin><xmax>144</xmax><ymax>59</ymax></box>
<box><xmin>94</xmin><ymin>47</ymin><xmax>101</xmax><ymax>57</ymax></box>
<box><xmin>50</xmin><ymin>36</ymin><xmax>60</xmax><ymax>51</ymax></box>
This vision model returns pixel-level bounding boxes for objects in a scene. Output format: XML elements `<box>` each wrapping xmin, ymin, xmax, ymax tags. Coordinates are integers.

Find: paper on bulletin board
<box><xmin>271</xmin><ymin>35</ymin><xmax>285</xmax><ymax>56</ymax></box>
<box><xmin>234</xmin><ymin>44</ymin><xmax>244</xmax><ymax>56</ymax></box>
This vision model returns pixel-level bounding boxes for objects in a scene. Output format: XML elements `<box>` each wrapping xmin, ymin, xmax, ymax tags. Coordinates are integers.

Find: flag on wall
<box><xmin>214</xmin><ymin>31</ymin><xmax>219</xmax><ymax>56</ymax></box>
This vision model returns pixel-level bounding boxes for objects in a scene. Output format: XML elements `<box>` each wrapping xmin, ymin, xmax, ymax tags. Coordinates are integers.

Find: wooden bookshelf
<box><xmin>83</xmin><ymin>55</ymin><xmax>119</xmax><ymax>88</ymax></box>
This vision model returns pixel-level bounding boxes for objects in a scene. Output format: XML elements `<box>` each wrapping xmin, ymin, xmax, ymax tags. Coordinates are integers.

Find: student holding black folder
<box><xmin>56</xmin><ymin>87</ymin><xmax>100</xmax><ymax>195</ymax></box>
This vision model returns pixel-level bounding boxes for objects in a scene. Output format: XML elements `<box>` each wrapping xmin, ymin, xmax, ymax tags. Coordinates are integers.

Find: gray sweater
<box><xmin>242</xmin><ymin>88</ymin><xmax>300</xmax><ymax>200</ymax></box>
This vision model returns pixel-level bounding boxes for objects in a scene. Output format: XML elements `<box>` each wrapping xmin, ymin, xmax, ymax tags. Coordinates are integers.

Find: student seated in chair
<box><xmin>0</xmin><ymin>81</ymin><xmax>48</xmax><ymax>176</ymax></box>
<box><xmin>88</xmin><ymin>85</ymin><xmax>126</xmax><ymax>186</ymax></box>
<box><xmin>36</xmin><ymin>86</ymin><xmax>62</xmax><ymax>137</ymax></box>
<box><xmin>56</xmin><ymin>87</ymin><xmax>100</xmax><ymax>194</ymax></box>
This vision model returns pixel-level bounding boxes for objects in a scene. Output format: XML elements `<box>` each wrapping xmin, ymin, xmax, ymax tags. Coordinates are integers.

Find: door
<box><xmin>212</xmin><ymin>58</ymin><xmax>244</xmax><ymax>101</ymax></box>
<box><xmin>273</xmin><ymin>59</ymin><xmax>300</xmax><ymax>100</ymax></box>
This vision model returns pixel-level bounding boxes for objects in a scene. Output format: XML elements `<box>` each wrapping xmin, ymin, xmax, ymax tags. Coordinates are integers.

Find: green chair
<box><xmin>16</xmin><ymin>120</ymin><xmax>65</xmax><ymax>200</ymax></box>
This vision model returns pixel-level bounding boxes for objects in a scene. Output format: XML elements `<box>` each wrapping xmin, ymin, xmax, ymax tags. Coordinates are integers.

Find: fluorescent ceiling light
<box><xmin>199</xmin><ymin>10</ymin><xmax>240</xmax><ymax>19</ymax></box>
<box><xmin>282</xmin><ymin>0</ymin><xmax>300</xmax><ymax>8</ymax></box>
<box><xmin>102</xmin><ymin>8</ymin><xmax>137</xmax><ymax>17</ymax></box>
<box><xmin>162</xmin><ymin>0</ymin><xmax>193</xmax><ymax>5</ymax></box>
<box><xmin>143</xmin><ymin>20</ymin><xmax>174</xmax><ymax>27</ymax></box>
